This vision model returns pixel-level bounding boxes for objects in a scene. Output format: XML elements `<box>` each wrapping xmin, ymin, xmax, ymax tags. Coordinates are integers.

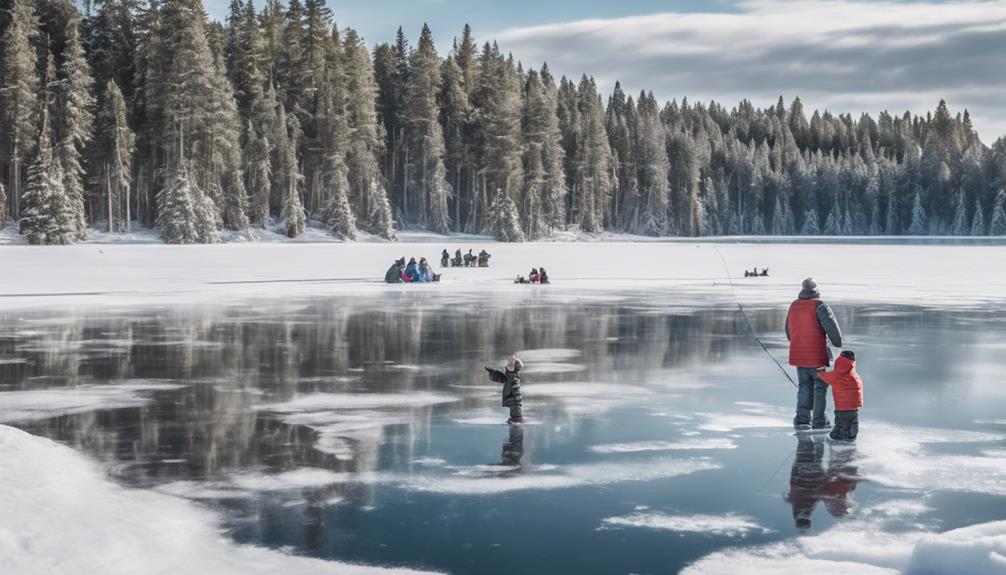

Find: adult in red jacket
<box><xmin>786</xmin><ymin>277</ymin><xmax>842</xmax><ymax>430</ymax></box>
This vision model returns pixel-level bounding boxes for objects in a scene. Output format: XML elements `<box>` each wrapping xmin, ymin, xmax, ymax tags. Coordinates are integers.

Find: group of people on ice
<box><xmin>384</xmin><ymin>257</ymin><xmax>441</xmax><ymax>284</ymax></box>
<box><xmin>786</xmin><ymin>277</ymin><xmax>863</xmax><ymax>442</ymax></box>
<box><xmin>442</xmin><ymin>248</ymin><xmax>491</xmax><ymax>268</ymax></box>
<box><xmin>514</xmin><ymin>267</ymin><xmax>550</xmax><ymax>284</ymax></box>
<box><xmin>744</xmin><ymin>267</ymin><xmax>770</xmax><ymax>277</ymax></box>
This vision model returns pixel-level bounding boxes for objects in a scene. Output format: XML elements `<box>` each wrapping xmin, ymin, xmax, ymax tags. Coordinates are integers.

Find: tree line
<box><xmin>2</xmin><ymin>0</ymin><xmax>1005</xmax><ymax>244</ymax></box>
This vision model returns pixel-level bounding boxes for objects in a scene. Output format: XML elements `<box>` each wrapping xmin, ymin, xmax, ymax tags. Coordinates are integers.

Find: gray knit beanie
<box><xmin>506</xmin><ymin>355</ymin><xmax>523</xmax><ymax>372</ymax></box>
<box><xmin>802</xmin><ymin>277</ymin><xmax>818</xmax><ymax>292</ymax></box>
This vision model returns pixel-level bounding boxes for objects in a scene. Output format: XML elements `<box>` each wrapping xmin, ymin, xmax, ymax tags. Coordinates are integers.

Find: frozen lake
<box><xmin>1</xmin><ymin>290</ymin><xmax>1004</xmax><ymax>574</ymax></box>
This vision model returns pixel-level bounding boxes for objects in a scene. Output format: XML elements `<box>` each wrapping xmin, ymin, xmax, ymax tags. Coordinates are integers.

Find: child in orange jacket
<box><xmin>818</xmin><ymin>350</ymin><xmax>863</xmax><ymax>442</ymax></box>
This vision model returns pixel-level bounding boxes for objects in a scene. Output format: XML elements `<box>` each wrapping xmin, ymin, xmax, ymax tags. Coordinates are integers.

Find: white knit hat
<box><xmin>506</xmin><ymin>355</ymin><xmax>523</xmax><ymax>372</ymax></box>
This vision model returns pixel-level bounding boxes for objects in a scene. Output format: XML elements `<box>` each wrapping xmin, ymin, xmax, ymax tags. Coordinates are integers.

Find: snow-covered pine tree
<box><xmin>343</xmin><ymin>29</ymin><xmax>396</xmax><ymax>239</ymax></box>
<box><xmin>488</xmin><ymin>187</ymin><xmax>525</xmax><ymax>242</ymax></box>
<box><xmin>907</xmin><ymin>191</ymin><xmax>927</xmax><ymax>235</ymax></box>
<box><xmin>478</xmin><ymin>46</ymin><xmax>523</xmax><ymax>232</ymax></box>
<box><xmin>321</xmin><ymin>175</ymin><xmax>356</xmax><ymax>240</ymax></box>
<box><xmin>950</xmin><ymin>189</ymin><xmax>968</xmax><ymax>235</ymax></box>
<box><xmin>638</xmin><ymin>91</ymin><xmax>669</xmax><ymax>236</ymax></box>
<box><xmin>770</xmin><ymin>197</ymin><xmax>786</xmax><ymax>235</ymax></box>
<box><xmin>92</xmin><ymin>80</ymin><xmax>135</xmax><ymax>231</ymax></box>
<box><xmin>279</xmin><ymin>113</ymin><xmax>306</xmax><ymax>238</ymax></box>
<box><xmin>20</xmin><ymin>111</ymin><xmax>72</xmax><ymax>244</ymax></box>
<box><xmin>801</xmin><ymin>208</ymin><xmax>820</xmax><ymax>235</ymax></box>
<box><xmin>1</xmin><ymin>0</ymin><xmax>40</xmax><ymax>221</ymax></box>
<box><xmin>244</xmin><ymin>119</ymin><xmax>272</xmax><ymax>227</ymax></box>
<box><xmin>841</xmin><ymin>207</ymin><xmax>854</xmax><ymax>236</ymax></box>
<box><xmin>823</xmin><ymin>197</ymin><xmax>841</xmax><ymax>235</ymax></box>
<box><xmin>155</xmin><ymin>159</ymin><xmax>204</xmax><ymax>244</ymax></box>
<box><xmin>574</xmin><ymin>76</ymin><xmax>613</xmax><ymax>233</ymax></box>
<box><xmin>970</xmin><ymin>195</ymin><xmax>986</xmax><ymax>236</ymax></box>
<box><xmin>990</xmin><ymin>189</ymin><xmax>1006</xmax><ymax>236</ymax></box>
<box><xmin>539</xmin><ymin>64</ymin><xmax>566</xmax><ymax>234</ymax></box>
<box><xmin>404</xmin><ymin>24</ymin><xmax>451</xmax><ymax>231</ymax></box>
<box><xmin>885</xmin><ymin>193</ymin><xmax>899</xmax><ymax>235</ymax></box>
<box><xmin>52</xmin><ymin>4</ymin><xmax>94</xmax><ymax>240</ymax></box>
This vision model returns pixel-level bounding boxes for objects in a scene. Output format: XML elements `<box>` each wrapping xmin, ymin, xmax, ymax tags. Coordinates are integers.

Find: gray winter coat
<box><xmin>487</xmin><ymin>367</ymin><xmax>522</xmax><ymax>407</ymax></box>
<box><xmin>385</xmin><ymin>264</ymin><xmax>403</xmax><ymax>283</ymax></box>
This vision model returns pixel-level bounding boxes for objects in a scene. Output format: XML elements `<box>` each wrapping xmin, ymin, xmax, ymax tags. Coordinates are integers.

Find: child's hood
<box><xmin>832</xmin><ymin>353</ymin><xmax>856</xmax><ymax>375</ymax></box>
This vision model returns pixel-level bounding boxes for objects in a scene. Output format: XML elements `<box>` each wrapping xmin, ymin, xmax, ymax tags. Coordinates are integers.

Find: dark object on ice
<box><xmin>453</xmin><ymin>249</ymin><xmax>463</xmax><ymax>267</ymax></box>
<box><xmin>514</xmin><ymin>275</ymin><xmax>527</xmax><ymax>284</ymax></box>
<box><xmin>787</xmin><ymin>277</ymin><xmax>843</xmax><ymax>429</ymax></box>
<box><xmin>529</xmin><ymin>268</ymin><xmax>539</xmax><ymax>283</ymax></box>
<box><xmin>404</xmin><ymin>258</ymin><xmax>420</xmax><ymax>283</ymax></box>
<box><xmin>441</xmin><ymin>249</ymin><xmax>450</xmax><ymax>268</ymax></box>
<box><xmin>786</xmin><ymin>436</ymin><xmax>861</xmax><ymax>529</ymax></box>
<box><xmin>538</xmin><ymin>267</ymin><xmax>550</xmax><ymax>284</ymax></box>
<box><xmin>819</xmin><ymin>350</ymin><xmax>863</xmax><ymax>442</ymax></box>
<box><xmin>463</xmin><ymin>249</ymin><xmax>475</xmax><ymax>267</ymax></box>
<box><xmin>384</xmin><ymin>259</ymin><xmax>405</xmax><ymax>283</ymax></box>
<box><xmin>478</xmin><ymin>249</ymin><xmax>491</xmax><ymax>267</ymax></box>
<box><xmin>501</xmin><ymin>425</ymin><xmax>525</xmax><ymax>464</ymax></box>
<box><xmin>760</xmin><ymin>268</ymin><xmax>769</xmax><ymax>277</ymax></box>
<box><xmin>486</xmin><ymin>355</ymin><xmax>523</xmax><ymax>422</ymax></box>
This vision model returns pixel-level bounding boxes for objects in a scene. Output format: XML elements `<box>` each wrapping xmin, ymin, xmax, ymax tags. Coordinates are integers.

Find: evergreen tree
<box><xmin>1</xmin><ymin>0</ymin><xmax>40</xmax><ymax>221</ymax></box>
<box><xmin>20</xmin><ymin>110</ymin><xmax>74</xmax><ymax>244</ymax></box>
<box><xmin>279</xmin><ymin>110</ymin><xmax>306</xmax><ymax>237</ymax></box>
<box><xmin>91</xmin><ymin>80</ymin><xmax>135</xmax><ymax>231</ymax></box>
<box><xmin>885</xmin><ymin>193</ymin><xmax>899</xmax><ymax>235</ymax></box>
<box><xmin>908</xmin><ymin>190</ymin><xmax>927</xmax><ymax>235</ymax></box>
<box><xmin>970</xmin><ymin>195</ymin><xmax>986</xmax><ymax>236</ymax></box>
<box><xmin>488</xmin><ymin>187</ymin><xmax>524</xmax><ymax>242</ymax></box>
<box><xmin>344</xmin><ymin>29</ymin><xmax>396</xmax><ymax>239</ymax></box>
<box><xmin>404</xmin><ymin>24</ymin><xmax>450</xmax><ymax>231</ymax></box>
<box><xmin>950</xmin><ymin>189</ymin><xmax>968</xmax><ymax>235</ymax></box>
<box><xmin>156</xmin><ymin>160</ymin><xmax>199</xmax><ymax>244</ymax></box>
<box><xmin>801</xmin><ymin>208</ymin><xmax>820</xmax><ymax>235</ymax></box>
<box><xmin>573</xmin><ymin>76</ymin><xmax>613</xmax><ymax>232</ymax></box>
<box><xmin>990</xmin><ymin>189</ymin><xmax>1006</xmax><ymax>236</ymax></box>
<box><xmin>637</xmin><ymin>92</ymin><xmax>668</xmax><ymax>235</ymax></box>
<box><xmin>52</xmin><ymin>7</ymin><xmax>96</xmax><ymax>239</ymax></box>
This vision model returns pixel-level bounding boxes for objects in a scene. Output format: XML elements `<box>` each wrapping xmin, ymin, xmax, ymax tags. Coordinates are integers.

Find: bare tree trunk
<box><xmin>125</xmin><ymin>178</ymin><xmax>131</xmax><ymax>232</ymax></box>
<box><xmin>12</xmin><ymin>142</ymin><xmax>20</xmax><ymax>220</ymax></box>
<box><xmin>402</xmin><ymin>145</ymin><xmax>410</xmax><ymax>222</ymax></box>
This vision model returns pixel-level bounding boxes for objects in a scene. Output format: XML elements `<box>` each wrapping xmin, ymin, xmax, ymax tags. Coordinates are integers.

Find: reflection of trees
<box><xmin>0</xmin><ymin>301</ymin><xmax>990</xmax><ymax>491</ymax></box>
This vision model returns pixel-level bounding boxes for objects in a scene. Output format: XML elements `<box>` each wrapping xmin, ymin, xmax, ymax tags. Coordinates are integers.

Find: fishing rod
<box><xmin>713</xmin><ymin>245</ymin><xmax>798</xmax><ymax>388</ymax></box>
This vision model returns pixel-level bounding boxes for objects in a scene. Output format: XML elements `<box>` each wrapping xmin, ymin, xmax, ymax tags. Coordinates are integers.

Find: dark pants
<box><xmin>830</xmin><ymin>410</ymin><xmax>859</xmax><ymax>441</ymax></box>
<box><xmin>509</xmin><ymin>404</ymin><xmax>523</xmax><ymax>420</ymax></box>
<box><xmin>795</xmin><ymin>368</ymin><xmax>829</xmax><ymax>428</ymax></box>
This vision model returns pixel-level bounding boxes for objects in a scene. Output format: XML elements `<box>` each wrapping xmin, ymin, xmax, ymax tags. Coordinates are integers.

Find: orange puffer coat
<box><xmin>819</xmin><ymin>353</ymin><xmax>863</xmax><ymax>411</ymax></box>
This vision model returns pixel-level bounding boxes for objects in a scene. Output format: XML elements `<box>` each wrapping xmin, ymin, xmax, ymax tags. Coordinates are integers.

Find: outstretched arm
<box><xmin>485</xmin><ymin>366</ymin><xmax>506</xmax><ymax>384</ymax></box>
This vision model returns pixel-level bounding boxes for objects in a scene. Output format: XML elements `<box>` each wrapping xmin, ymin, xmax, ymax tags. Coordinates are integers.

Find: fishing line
<box><xmin>713</xmin><ymin>245</ymin><xmax>798</xmax><ymax>388</ymax></box>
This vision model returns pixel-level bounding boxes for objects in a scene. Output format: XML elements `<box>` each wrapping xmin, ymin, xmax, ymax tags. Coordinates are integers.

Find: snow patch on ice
<box><xmin>515</xmin><ymin>348</ymin><xmax>582</xmax><ymax>362</ymax></box>
<box><xmin>599</xmin><ymin>512</ymin><xmax>770</xmax><ymax>537</ymax></box>
<box><xmin>693</xmin><ymin>412</ymin><xmax>792</xmax><ymax>433</ymax></box>
<box><xmin>259</xmin><ymin>392</ymin><xmax>458</xmax><ymax>412</ymax></box>
<box><xmin>518</xmin><ymin>362</ymin><xmax>585</xmax><ymax>374</ymax></box>
<box><xmin>589</xmin><ymin>437</ymin><xmax>737</xmax><ymax>453</ymax></box>
<box><xmin>0</xmin><ymin>425</ymin><xmax>442</xmax><ymax>574</ymax></box>
<box><xmin>402</xmin><ymin>457</ymin><xmax>722</xmax><ymax>495</ymax></box>
<box><xmin>412</xmin><ymin>458</ymin><xmax>446</xmax><ymax>467</ymax></box>
<box><xmin>0</xmin><ymin>380</ymin><xmax>185</xmax><ymax>422</ymax></box>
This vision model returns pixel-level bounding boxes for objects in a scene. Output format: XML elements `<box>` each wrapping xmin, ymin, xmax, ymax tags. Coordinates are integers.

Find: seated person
<box><xmin>529</xmin><ymin>268</ymin><xmax>540</xmax><ymax>283</ymax></box>
<box><xmin>538</xmin><ymin>267</ymin><xmax>550</xmax><ymax>284</ymax></box>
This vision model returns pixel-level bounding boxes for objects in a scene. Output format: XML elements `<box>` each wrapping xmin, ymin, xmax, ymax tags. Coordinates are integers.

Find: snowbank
<box><xmin>2</xmin><ymin>238</ymin><xmax>1005</xmax><ymax>310</ymax></box>
<box><xmin>0</xmin><ymin>424</ymin><xmax>442</xmax><ymax>575</ymax></box>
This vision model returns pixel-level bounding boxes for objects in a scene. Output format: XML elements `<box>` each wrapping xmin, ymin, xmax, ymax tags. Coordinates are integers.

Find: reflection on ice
<box><xmin>0</xmin><ymin>381</ymin><xmax>184</xmax><ymax>422</ymax></box>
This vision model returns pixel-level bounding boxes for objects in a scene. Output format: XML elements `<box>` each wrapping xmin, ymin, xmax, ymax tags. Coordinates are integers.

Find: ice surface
<box><xmin>599</xmin><ymin>512</ymin><xmax>770</xmax><ymax>536</ymax></box>
<box><xmin>589</xmin><ymin>438</ymin><xmax>737</xmax><ymax>453</ymax></box>
<box><xmin>402</xmin><ymin>457</ymin><xmax>722</xmax><ymax>495</ymax></box>
<box><xmin>4</xmin><ymin>241</ymin><xmax>1005</xmax><ymax>310</ymax></box>
<box><xmin>0</xmin><ymin>425</ymin><xmax>442</xmax><ymax>575</ymax></box>
<box><xmin>0</xmin><ymin>381</ymin><xmax>185</xmax><ymax>422</ymax></box>
<box><xmin>259</xmin><ymin>392</ymin><xmax>458</xmax><ymax>412</ymax></box>
<box><xmin>518</xmin><ymin>362</ymin><xmax>585</xmax><ymax>374</ymax></box>
<box><xmin>515</xmin><ymin>348</ymin><xmax>582</xmax><ymax>361</ymax></box>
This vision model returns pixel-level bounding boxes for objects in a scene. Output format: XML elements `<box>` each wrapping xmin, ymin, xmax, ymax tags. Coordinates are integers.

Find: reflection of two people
<box><xmin>786</xmin><ymin>436</ymin><xmax>861</xmax><ymax>530</ymax></box>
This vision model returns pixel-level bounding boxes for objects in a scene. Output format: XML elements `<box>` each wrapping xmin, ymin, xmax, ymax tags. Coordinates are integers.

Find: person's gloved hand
<box><xmin>484</xmin><ymin>366</ymin><xmax>493</xmax><ymax>373</ymax></box>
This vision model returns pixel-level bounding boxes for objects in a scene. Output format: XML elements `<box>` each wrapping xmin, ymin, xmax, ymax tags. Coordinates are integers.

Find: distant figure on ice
<box><xmin>760</xmin><ymin>268</ymin><xmax>769</xmax><ymax>277</ymax></box>
<box><xmin>529</xmin><ymin>268</ymin><xmax>540</xmax><ymax>283</ymax></box>
<box><xmin>485</xmin><ymin>355</ymin><xmax>524</xmax><ymax>424</ymax></box>
<box><xmin>538</xmin><ymin>267</ymin><xmax>550</xmax><ymax>284</ymax></box>
<box><xmin>478</xmin><ymin>249</ymin><xmax>491</xmax><ymax>267</ymax></box>
<box><xmin>818</xmin><ymin>350</ymin><xmax>863</xmax><ymax>442</ymax></box>
<box><xmin>464</xmin><ymin>249</ymin><xmax>475</xmax><ymax>267</ymax></box>
<box><xmin>417</xmin><ymin>257</ymin><xmax>440</xmax><ymax>282</ymax></box>
<box><xmin>404</xmin><ymin>257</ymin><xmax>420</xmax><ymax>283</ymax></box>
<box><xmin>453</xmin><ymin>249</ymin><xmax>463</xmax><ymax>267</ymax></box>
<box><xmin>441</xmin><ymin>249</ymin><xmax>450</xmax><ymax>268</ymax></box>
<box><xmin>786</xmin><ymin>436</ymin><xmax>861</xmax><ymax>529</ymax></box>
<box><xmin>385</xmin><ymin>258</ymin><xmax>405</xmax><ymax>283</ymax></box>
<box><xmin>786</xmin><ymin>277</ymin><xmax>843</xmax><ymax>431</ymax></box>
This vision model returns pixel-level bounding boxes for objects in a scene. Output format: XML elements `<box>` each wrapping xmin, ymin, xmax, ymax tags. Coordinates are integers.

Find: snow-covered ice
<box><xmin>0</xmin><ymin>381</ymin><xmax>184</xmax><ymax>422</ymax></box>
<box><xmin>0</xmin><ymin>425</ymin><xmax>442</xmax><ymax>575</ymax></box>
<box><xmin>589</xmin><ymin>437</ymin><xmax>738</xmax><ymax>453</ymax></box>
<box><xmin>599</xmin><ymin>512</ymin><xmax>771</xmax><ymax>537</ymax></box>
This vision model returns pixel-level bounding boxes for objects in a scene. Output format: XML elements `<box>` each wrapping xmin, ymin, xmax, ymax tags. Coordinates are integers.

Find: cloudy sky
<box><xmin>207</xmin><ymin>0</ymin><xmax>1006</xmax><ymax>143</ymax></box>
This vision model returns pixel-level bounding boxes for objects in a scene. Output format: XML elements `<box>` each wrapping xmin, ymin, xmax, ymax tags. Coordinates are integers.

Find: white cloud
<box><xmin>494</xmin><ymin>0</ymin><xmax>1006</xmax><ymax>142</ymax></box>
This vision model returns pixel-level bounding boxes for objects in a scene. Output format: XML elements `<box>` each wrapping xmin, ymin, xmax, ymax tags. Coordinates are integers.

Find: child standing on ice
<box><xmin>818</xmin><ymin>350</ymin><xmax>863</xmax><ymax>442</ymax></box>
<box><xmin>485</xmin><ymin>355</ymin><xmax>524</xmax><ymax>424</ymax></box>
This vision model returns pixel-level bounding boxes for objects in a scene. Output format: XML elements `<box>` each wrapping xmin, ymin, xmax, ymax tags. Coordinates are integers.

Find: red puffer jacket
<box><xmin>819</xmin><ymin>353</ymin><xmax>863</xmax><ymax>411</ymax></box>
<box><xmin>787</xmin><ymin>298</ymin><xmax>829</xmax><ymax>368</ymax></box>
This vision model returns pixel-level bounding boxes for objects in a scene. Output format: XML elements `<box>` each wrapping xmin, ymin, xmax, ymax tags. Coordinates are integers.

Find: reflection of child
<box><xmin>818</xmin><ymin>350</ymin><xmax>863</xmax><ymax>442</ymax></box>
<box><xmin>485</xmin><ymin>355</ymin><xmax>524</xmax><ymax>424</ymax></box>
